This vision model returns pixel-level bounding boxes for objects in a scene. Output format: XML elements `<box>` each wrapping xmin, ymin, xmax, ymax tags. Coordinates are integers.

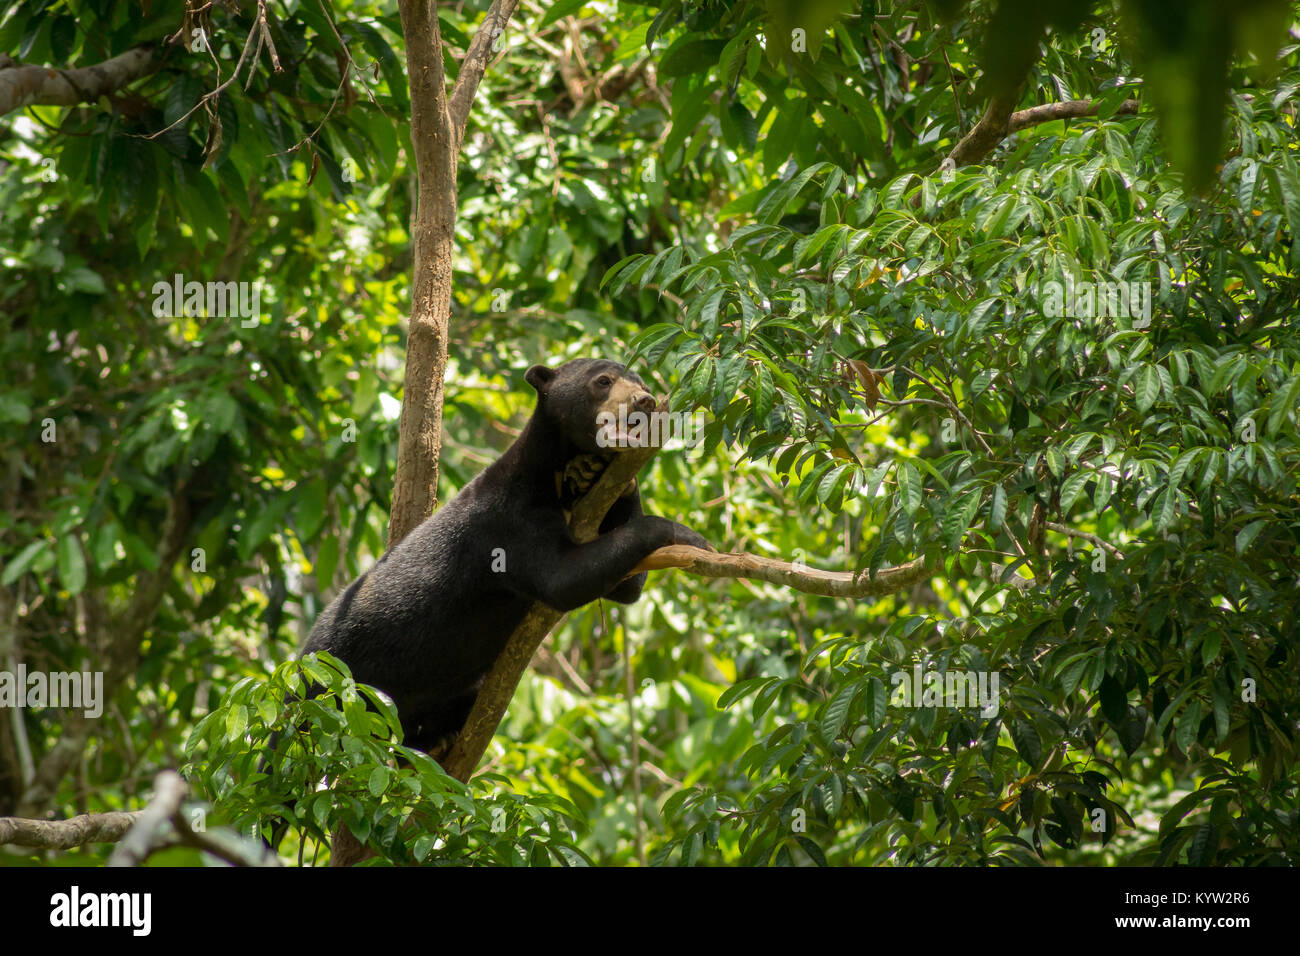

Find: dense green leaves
<box><xmin>3</xmin><ymin>0</ymin><xmax>1297</xmax><ymax>868</ymax></box>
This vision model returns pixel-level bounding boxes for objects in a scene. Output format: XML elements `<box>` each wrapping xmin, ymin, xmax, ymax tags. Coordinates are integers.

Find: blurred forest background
<box><xmin>1</xmin><ymin>0</ymin><xmax>1298</xmax><ymax>865</ymax></box>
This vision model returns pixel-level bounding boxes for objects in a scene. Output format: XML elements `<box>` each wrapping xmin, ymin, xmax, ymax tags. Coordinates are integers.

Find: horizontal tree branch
<box><xmin>948</xmin><ymin>95</ymin><xmax>1140</xmax><ymax>168</ymax></box>
<box><xmin>0</xmin><ymin>809</ymin><xmax>143</xmax><ymax>849</ymax></box>
<box><xmin>1046</xmin><ymin>521</ymin><xmax>1125</xmax><ymax>560</ymax></box>
<box><xmin>107</xmin><ymin>770</ymin><xmax>279</xmax><ymax>867</ymax></box>
<box><xmin>632</xmin><ymin>545</ymin><xmax>932</xmax><ymax>597</ymax></box>
<box><xmin>1008</xmin><ymin>98</ymin><xmax>1139</xmax><ymax>133</ymax></box>
<box><xmin>0</xmin><ymin>46</ymin><xmax>159</xmax><ymax>118</ymax></box>
<box><xmin>1</xmin><ymin>771</ymin><xmax>277</xmax><ymax>864</ymax></box>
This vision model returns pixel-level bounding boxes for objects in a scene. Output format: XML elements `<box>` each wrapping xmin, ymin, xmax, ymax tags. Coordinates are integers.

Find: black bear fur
<box><xmin>299</xmin><ymin>358</ymin><xmax>711</xmax><ymax>753</ymax></box>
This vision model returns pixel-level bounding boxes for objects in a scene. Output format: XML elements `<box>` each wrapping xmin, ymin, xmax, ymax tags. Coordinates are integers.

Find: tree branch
<box><xmin>945</xmin><ymin>89</ymin><xmax>1018</xmax><ymax>168</ymax></box>
<box><xmin>630</xmin><ymin>546</ymin><xmax>931</xmax><ymax>597</ymax></box>
<box><xmin>0</xmin><ymin>809</ymin><xmax>143</xmax><ymax>849</ymax></box>
<box><xmin>448</xmin><ymin>0</ymin><xmax>521</xmax><ymax>147</ymax></box>
<box><xmin>107</xmin><ymin>770</ymin><xmax>279</xmax><ymax>867</ymax></box>
<box><xmin>348</xmin><ymin>2</ymin><xmax>524</xmax><ymax>863</ymax></box>
<box><xmin>1009</xmin><ymin>98</ymin><xmax>1139</xmax><ymax>133</ymax></box>
<box><xmin>440</xmin><ymin>423</ymin><xmax>936</xmax><ymax>783</ymax></box>
<box><xmin>947</xmin><ymin>95</ymin><xmax>1140</xmax><ymax>167</ymax></box>
<box><xmin>389</xmin><ymin>0</ymin><xmax>460</xmax><ymax>546</ymax></box>
<box><xmin>1046</xmin><ymin>521</ymin><xmax>1125</xmax><ymax>559</ymax></box>
<box><xmin>0</xmin><ymin>46</ymin><xmax>159</xmax><ymax>118</ymax></box>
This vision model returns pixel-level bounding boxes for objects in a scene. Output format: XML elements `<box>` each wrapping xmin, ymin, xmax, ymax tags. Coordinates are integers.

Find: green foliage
<box><xmin>3</xmin><ymin>0</ymin><xmax>1297</xmax><ymax>867</ymax></box>
<box><xmin>185</xmin><ymin>652</ymin><xmax>591</xmax><ymax>865</ymax></box>
<box><xmin>605</xmin><ymin>58</ymin><xmax>1300</xmax><ymax>864</ymax></box>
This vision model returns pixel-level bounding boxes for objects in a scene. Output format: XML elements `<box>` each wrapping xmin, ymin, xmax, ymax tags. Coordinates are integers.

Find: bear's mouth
<box><xmin>594</xmin><ymin>403</ymin><xmax>658</xmax><ymax>450</ymax></box>
<box><xmin>596</xmin><ymin>423</ymin><xmax>651</xmax><ymax>450</ymax></box>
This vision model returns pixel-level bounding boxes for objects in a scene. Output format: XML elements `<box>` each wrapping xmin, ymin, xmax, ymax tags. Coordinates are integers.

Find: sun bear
<box><xmin>299</xmin><ymin>358</ymin><xmax>712</xmax><ymax>754</ymax></box>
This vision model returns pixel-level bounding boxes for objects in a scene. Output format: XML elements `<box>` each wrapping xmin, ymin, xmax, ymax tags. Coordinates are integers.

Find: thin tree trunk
<box><xmin>329</xmin><ymin>0</ymin><xmax>520</xmax><ymax>867</ymax></box>
<box><xmin>388</xmin><ymin>0</ymin><xmax>459</xmax><ymax>546</ymax></box>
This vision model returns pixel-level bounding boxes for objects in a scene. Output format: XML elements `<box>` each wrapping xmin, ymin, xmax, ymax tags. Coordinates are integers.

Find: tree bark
<box><xmin>947</xmin><ymin>94</ymin><xmax>1141</xmax><ymax>167</ymax></box>
<box><xmin>0</xmin><ymin>809</ymin><xmax>143</xmax><ymax>849</ymax></box>
<box><xmin>388</xmin><ymin>0</ymin><xmax>521</xmax><ymax>547</ymax></box>
<box><xmin>0</xmin><ymin>46</ymin><xmax>159</xmax><ymax>118</ymax></box>
<box><xmin>388</xmin><ymin>0</ymin><xmax>459</xmax><ymax>547</ymax></box>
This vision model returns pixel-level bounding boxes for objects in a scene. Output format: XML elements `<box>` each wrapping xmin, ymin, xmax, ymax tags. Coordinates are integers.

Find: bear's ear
<box><xmin>525</xmin><ymin>365</ymin><xmax>556</xmax><ymax>393</ymax></box>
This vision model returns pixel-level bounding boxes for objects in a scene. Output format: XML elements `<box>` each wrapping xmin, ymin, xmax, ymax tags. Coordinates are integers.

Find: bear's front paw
<box><xmin>671</xmin><ymin>525</ymin><xmax>716</xmax><ymax>552</ymax></box>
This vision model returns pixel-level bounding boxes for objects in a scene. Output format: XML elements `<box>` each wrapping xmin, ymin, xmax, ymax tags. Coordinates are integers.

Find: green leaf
<box><xmin>297</xmin><ymin>478</ymin><xmax>328</xmax><ymax>541</ymax></box>
<box><xmin>659</xmin><ymin>38</ymin><xmax>727</xmax><ymax>79</ymax></box>
<box><xmin>866</xmin><ymin>677</ymin><xmax>887</xmax><ymax>729</ymax></box>
<box><xmin>1159</xmin><ymin>788</ymin><xmax>1218</xmax><ymax>838</ymax></box>
<box><xmin>1152</xmin><ymin>487</ymin><xmax>1176</xmax><ymax>533</ymax></box>
<box><xmin>1009</xmin><ymin>717</ymin><xmax>1042</xmax><ymax>767</ymax></box>
<box><xmin>56</xmin><ymin>534</ymin><xmax>87</xmax><ymax>595</ymax></box>
<box><xmin>1099</xmin><ymin>673</ymin><xmax>1127</xmax><ymax>724</ymax></box>
<box><xmin>1186</xmin><ymin>824</ymin><xmax>1218</xmax><ymax>866</ymax></box>
<box><xmin>1212</xmin><ymin>682</ymin><xmax>1231</xmax><ymax>742</ymax></box>
<box><xmin>368</xmin><ymin>766</ymin><xmax>389</xmax><ymax>798</ymax></box>
<box><xmin>1059</xmin><ymin>655</ymin><xmax>1091</xmax><ymax>697</ymax></box>
<box><xmin>629</xmin><ymin>322</ymin><xmax>684</xmax><ymax>367</ymax></box>
<box><xmin>796</xmin><ymin>836</ymin><xmax>829</xmax><ymax>867</ymax></box>
<box><xmin>989</xmin><ymin>484</ymin><xmax>1007</xmax><ymax>529</ymax></box>
<box><xmin>727</xmin><ymin>99</ymin><xmax>759</xmax><ymax>150</ymax></box>
<box><xmin>943</xmin><ymin>488</ymin><xmax>982</xmax><ymax>549</ymax></box>
<box><xmin>64</xmin><ymin>267</ymin><xmax>107</xmax><ymax>295</ymax></box>
<box><xmin>1058</xmin><ymin>472</ymin><xmax>1091</xmax><ymax>515</ymax></box>
<box><xmin>1044</xmin><ymin>446</ymin><xmax>1065</xmax><ymax>478</ymax></box>
<box><xmin>1175</xmin><ymin>698</ymin><xmax>1202</xmax><ymax>752</ymax></box>
<box><xmin>226</xmin><ymin>704</ymin><xmax>249</xmax><ymax>741</ymax></box>
<box><xmin>538</xmin><ymin>0</ymin><xmax>589</xmax><ymax>29</ymax></box>
<box><xmin>238</xmin><ymin>491</ymin><xmax>296</xmax><ymax>561</ymax></box>
<box><xmin>3</xmin><ymin>540</ymin><xmax>49</xmax><ymax>586</ymax></box>
<box><xmin>897</xmin><ymin>462</ymin><xmax>922</xmax><ymax>516</ymax></box>
<box><xmin>970</xmin><ymin>369</ymin><xmax>997</xmax><ymax>398</ymax></box>
<box><xmin>1235</xmin><ymin>519</ymin><xmax>1265</xmax><ymax>554</ymax></box>
<box><xmin>821</xmin><ymin>683</ymin><xmax>857</xmax><ymax>741</ymax></box>
<box><xmin>681</xmin><ymin>831</ymin><xmax>703</xmax><ymax>866</ymax></box>
<box><xmin>752</xmin><ymin>364</ymin><xmax>774</xmax><ymax>421</ymax></box>
<box><xmin>315</xmin><ymin>536</ymin><xmax>339</xmax><ymax>594</ymax></box>
<box><xmin>1135</xmin><ymin>365</ymin><xmax>1160</xmax><ymax>413</ymax></box>
<box><xmin>717</xmin><ymin>677</ymin><xmax>774</xmax><ymax>710</ymax></box>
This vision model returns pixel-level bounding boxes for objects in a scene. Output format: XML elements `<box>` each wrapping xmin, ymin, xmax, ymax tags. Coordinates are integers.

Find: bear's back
<box><xmin>302</xmin><ymin>472</ymin><xmax>538</xmax><ymax>717</ymax></box>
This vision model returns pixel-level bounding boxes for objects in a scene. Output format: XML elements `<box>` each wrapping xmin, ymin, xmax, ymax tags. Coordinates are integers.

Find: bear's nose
<box><xmin>633</xmin><ymin>391</ymin><xmax>657</xmax><ymax>412</ymax></box>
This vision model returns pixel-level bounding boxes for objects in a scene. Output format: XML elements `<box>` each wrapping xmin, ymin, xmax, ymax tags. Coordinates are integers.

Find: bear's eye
<box><xmin>596</xmin><ymin>375</ymin><xmax>614</xmax><ymax>388</ymax></box>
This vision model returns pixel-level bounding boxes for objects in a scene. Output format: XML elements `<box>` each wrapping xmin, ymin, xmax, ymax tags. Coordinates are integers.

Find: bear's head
<box><xmin>526</xmin><ymin>358</ymin><xmax>658</xmax><ymax>455</ymax></box>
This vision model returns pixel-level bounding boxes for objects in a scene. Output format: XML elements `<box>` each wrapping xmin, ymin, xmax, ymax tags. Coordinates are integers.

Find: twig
<box><xmin>1046</xmin><ymin>521</ymin><xmax>1124</xmax><ymax>560</ymax></box>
